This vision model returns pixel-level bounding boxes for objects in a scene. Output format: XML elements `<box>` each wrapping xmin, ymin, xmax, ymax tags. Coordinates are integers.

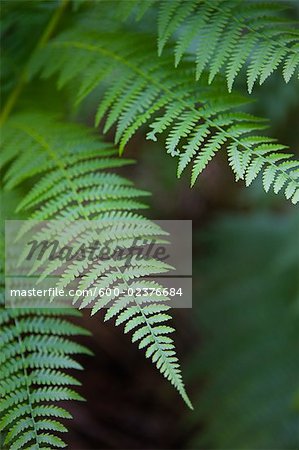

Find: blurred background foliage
<box><xmin>1</xmin><ymin>0</ymin><xmax>299</xmax><ymax>448</ymax></box>
<box><xmin>189</xmin><ymin>211</ymin><xmax>299</xmax><ymax>449</ymax></box>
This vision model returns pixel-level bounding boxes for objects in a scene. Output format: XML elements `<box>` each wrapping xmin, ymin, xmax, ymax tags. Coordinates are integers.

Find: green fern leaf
<box><xmin>27</xmin><ymin>30</ymin><xmax>299</xmax><ymax>201</ymax></box>
<box><xmin>245</xmin><ymin>158</ymin><xmax>265</xmax><ymax>186</ymax></box>
<box><xmin>2</xmin><ymin>112</ymin><xmax>192</xmax><ymax>409</ymax></box>
<box><xmin>191</xmin><ymin>132</ymin><xmax>227</xmax><ymax>187</ymax></box>
<box><xmin>227</xmin><ymin>143</ymin><xmax>245</xmax><ymax>181</ymax></box>
<box><xmin>122</xmin><ymin>0</ymin><xmax>299</xmax><ymax>91</ymax></box>
<box><xmin>0</xmin><ymin>302</ymin><xmax>88</xmax><ymax>449</ymax></box>
<box><xmin>283</xmin><ymin>45</ymin><xmax>299</xmax><ymax>82</ymax></box>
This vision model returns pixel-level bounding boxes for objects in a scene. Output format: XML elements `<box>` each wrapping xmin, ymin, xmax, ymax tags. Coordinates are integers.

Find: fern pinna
<box><xmin>2</xmin><ymin>112</ymin><xmax>192</xmax><ymax>412</ymax></box>
<box><xmin>120</xmin><ymin>0</ymin><xmax>299</xmax><ymax>91</ymax></box>
<box><xmin>29</xmin><ymin>26</ymin><xmax>299</xmax><ymax>203</ymax></box>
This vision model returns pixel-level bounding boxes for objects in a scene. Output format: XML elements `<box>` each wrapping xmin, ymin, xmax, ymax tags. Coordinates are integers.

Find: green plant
<box><xmin>29</xmin><ymin>24</ymin><xmax>299</xmax><ymax>201</ymax></box>
<box><xmin>0</xmin><ymin>302</ymin><xmax>91</xmax><ymax>449</ymax></box>
<box><xmin>3</xmin><ymin>112</ymin><xmax>191</xmax><ymax>405</ymax></box>
<box><xmin>0</xmin><ymin>218</ymin><xmax>90</xmax><ymax>449</ymax></box>
<box><xmin>1</xmin><ymin>0</ymin><xmax>298</xmax><ymax>447</ymax></box>
<box><xmin>1</xmin><ymin>112</ymin><xmax>192</xmax><ymax>447</ymax></box>
<box><xmin>121</xmin><ymin>0</ymin><xmax>299</xmax><ymax>91</ymax></box>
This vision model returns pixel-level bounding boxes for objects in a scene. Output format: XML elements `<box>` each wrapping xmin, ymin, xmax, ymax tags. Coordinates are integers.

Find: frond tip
<box><xmin>105</xmin><ymin>281</ymin><xmax>193</xmax><ymax>409</ymax></box>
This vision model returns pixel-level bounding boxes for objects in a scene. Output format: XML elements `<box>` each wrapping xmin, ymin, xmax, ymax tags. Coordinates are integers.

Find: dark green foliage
<box><xmin>190</xmin><ymin>212</ymin><xmax>299</xmax><ymax>449</ymax></box>
<box><xmin>0</xmin><ymin>0</ymin><xmax>57</xmax><ymax>95</ymax></box>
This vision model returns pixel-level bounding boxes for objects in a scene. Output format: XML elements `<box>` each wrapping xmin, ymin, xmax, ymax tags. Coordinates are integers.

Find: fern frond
<box><xmin>0</xmin><ymin>188</ymin><xmax>91</xmax><ymax>449</ymax></box>
<box><xmin>0</xmin><ymin>296</ymin><xmax>89</xmax><ymax>449</ymax></box>
<box><xmin>2</xmin><ymin>112</ymin><xmax>192</xmax><ymax>409</ymax></box>
<box><xmin>121</xmin><ymin>0</ymin><xmax>299</xmax><ymax>92</ymax></box>
<box><xmin>28</xmin><ymin>31</ymin><xmax>299</xmax><ymax>202</ymax></box>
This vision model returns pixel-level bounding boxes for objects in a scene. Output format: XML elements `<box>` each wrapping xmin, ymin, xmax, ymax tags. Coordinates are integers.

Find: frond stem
<box><xmin>0</xmin><ymin>0</ymin><xmax>69</xmax><ymax>126</ymax></box>
<box><xmin>12</xmin><ymin>122</ymin><xmax>87</xmax><ymax>219</ymax></box>
<box><xmin>14</xmin><ymin>314</ymin><xmax>40</xmax><ymax>448</ymax></box>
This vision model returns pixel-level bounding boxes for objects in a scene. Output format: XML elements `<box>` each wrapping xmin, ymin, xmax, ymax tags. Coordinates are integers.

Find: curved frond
<box><xmin>120</xmin><ymin>0</ymin><xmax>299</xmax><ymax>92</ymax></box>
<box><xmin>28</xmin><ymin>31</ymin><xmax>299</xmax><ymax>202</ymax></box>
<box><xmin>2</xmin><ymin>112</ymin><xmax>192</xmax><ymax>409</ymax></box>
